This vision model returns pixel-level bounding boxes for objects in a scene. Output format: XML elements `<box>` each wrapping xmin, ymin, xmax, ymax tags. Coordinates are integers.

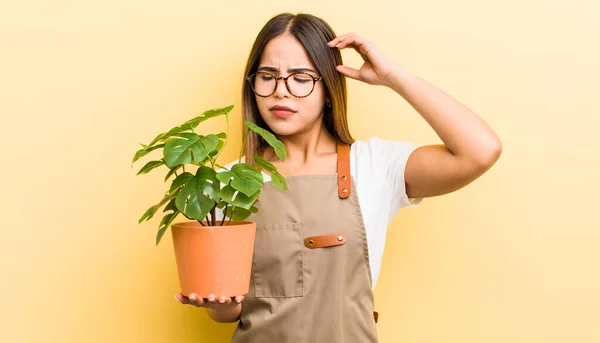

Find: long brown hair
<box><xmin>241</xmin><ymin>13</ymin><xmax>354</xmax><ymax>165</ymax></box>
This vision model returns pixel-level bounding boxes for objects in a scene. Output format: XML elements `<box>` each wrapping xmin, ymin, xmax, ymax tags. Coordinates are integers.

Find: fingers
<box><xmin>174</xmin><ymin>293</ymin><xmax>191</xmax><ymax>304</ymax></box>
<box><xmin>335</xmin><ymin>65</ymin><xmax>361</xmax><ymax>81</ymax></box>
<box><xmin>328</xmin><ymin>33</ymin><xmax>373</xmax><ymax>67</ymax></box>
<box><xmin>174</xmin><ymin>293</ymin><xmax>245</xmax><ymax>307</ymax></box>
<box><xmin>327</xmin><ymin>32</ymin><xmax>358</xmax><ymax>48</ymax></box>
<box><xmin>328</xmin><ymin>33</ymin><xmax>369</xmax><ymax>53</ymax></box>
<box><xmin>189</xmin><ymin>293</ymin><xmax>207</xmax><ymax>307</ymax></box>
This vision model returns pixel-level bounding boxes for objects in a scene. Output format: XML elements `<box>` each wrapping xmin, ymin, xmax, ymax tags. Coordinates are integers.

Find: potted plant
<box><xmin>132</xmin><ymin>104</ymin><xmax>288</xmax><ymax>298</ymax></box>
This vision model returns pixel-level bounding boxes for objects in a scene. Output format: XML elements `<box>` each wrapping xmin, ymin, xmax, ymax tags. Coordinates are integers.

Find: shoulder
<box><xmin>350</xmin><ymin>136</ymin><xmax>422</xmax><ymax>208</ymax></box>
<box><xmin>350</xmin><ymin>136</ymin><xmax>419</xmax><ymax>169</ymax></box>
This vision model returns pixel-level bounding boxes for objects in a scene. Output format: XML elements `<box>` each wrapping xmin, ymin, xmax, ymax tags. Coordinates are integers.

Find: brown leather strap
<box><xmin>304</xmin><ymin>233</ymin><xmax>347</xmax><ymax>249</ymax></box>
<box><xmin>337</xmin><ymin>143</ymin><xmax>351</xmax><ymax>199</ymax></box>
<box><xmin>373</xmin><ymin>311</ymin><xmax>379</xmax><ymax>323</ymax></box>
<box><xmin>257</xmin><ymin>144</ymin><xmax>351</xmax><ymax>200</ymax></box>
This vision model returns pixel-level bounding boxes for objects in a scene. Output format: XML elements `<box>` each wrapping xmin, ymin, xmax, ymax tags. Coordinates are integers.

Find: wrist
<box><xmin>207</xmin><ymin>303</ymin><xmax>242</xmax><ymax>323</ymax></box>
<box><xmin>385</xmin><ymin>64</ymin><xmax>414</xmax><ymax>94</ymax></box>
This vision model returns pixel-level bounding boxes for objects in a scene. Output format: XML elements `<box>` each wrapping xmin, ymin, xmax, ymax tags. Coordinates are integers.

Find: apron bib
<box><xmin>231</xmin><ymin>143</ymin><xmax>379</xmax><ymax>342</ymax></box>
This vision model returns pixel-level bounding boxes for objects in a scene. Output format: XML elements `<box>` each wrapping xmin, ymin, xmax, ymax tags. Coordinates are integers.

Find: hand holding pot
<box><xmin>175</xmin><ymin>292</ymin><xmax>244</xmax><ymax>307</ymax></box>
<box><xmin>175</xmin><ymin>292</ymin><xmax>245</xmax><ymax>322</ymax></box>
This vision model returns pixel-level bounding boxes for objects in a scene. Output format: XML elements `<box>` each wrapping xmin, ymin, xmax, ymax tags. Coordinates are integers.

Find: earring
<box><xmin>326</xmin><ymin>100</ymin><xmax>332</xmax><ymax>108</ymax></box>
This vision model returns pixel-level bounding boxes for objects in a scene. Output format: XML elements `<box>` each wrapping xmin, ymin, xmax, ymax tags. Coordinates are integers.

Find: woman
<box><xmin>175</xmin><ymin>12</ymin><xmax>501</xmax><ymax>342</ymax></box>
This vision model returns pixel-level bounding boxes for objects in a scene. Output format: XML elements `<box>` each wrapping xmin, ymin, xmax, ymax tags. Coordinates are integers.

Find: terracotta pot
<box><xmin>171</xmin><ymin>220</ymin><xmax>256</xmax><ymax>298</ymax></box>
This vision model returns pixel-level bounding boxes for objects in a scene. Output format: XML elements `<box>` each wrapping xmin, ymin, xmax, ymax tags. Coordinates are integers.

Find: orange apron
<box><xmin>231</xmin><ymin>143</ymin><xmax>379</xmax><ymax>342</ymax></box>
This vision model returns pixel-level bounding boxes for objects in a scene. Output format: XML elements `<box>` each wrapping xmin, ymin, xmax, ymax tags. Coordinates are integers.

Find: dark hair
<box><xmin>242</xmin><ymin>13</ymin><xmax>354</xmax><ymax>163</ymax></box>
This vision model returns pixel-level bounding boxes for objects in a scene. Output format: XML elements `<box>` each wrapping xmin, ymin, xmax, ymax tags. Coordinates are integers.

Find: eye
<box><xmin>259</xmin><ymin>74</ymin><xmax>274</xmax><ymax>81</ymax></box>
<box><xmin>293</xmin><ymin>74</ymin><xmax>312</xmax><ymax>83</ymax></box>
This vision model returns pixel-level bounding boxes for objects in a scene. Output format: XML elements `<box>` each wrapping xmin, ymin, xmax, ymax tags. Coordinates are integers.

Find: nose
<box><xmin>273</xmin><ymin>76</ymin><xmax>290</xmax><ymax>98</ymax></box>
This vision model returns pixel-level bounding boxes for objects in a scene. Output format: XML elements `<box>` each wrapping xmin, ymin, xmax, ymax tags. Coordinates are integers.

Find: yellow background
<box><xmin>2</xmin><ymin>0</ymin><xmax>599</xmax><ymax>342</ymax></box>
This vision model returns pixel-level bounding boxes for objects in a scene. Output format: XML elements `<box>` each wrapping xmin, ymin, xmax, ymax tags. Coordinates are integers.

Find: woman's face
<box><xmin>254</xmin><ymin>33</ymin><xmax>328</xmax><ymax>137</ymax></box>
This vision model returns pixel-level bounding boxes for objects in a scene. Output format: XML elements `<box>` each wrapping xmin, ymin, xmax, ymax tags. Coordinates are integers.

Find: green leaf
<box><xmin>222</xmin><ymin>205</ymin><xmax>258</xmax><ymax>221</ymax></box>
<box><xmin>174</xmin><ymin>171</ymin><xmax>216</xmax><ymax>220</ymax></box>
<box><xmin>169</xmin><ymin>172</ymin><xmax>194</xmax><ymax>193</ymax></box>
<box><xmin>163</xmin><ymin>133</ymin><xmax>201</xmax><ymax>167</ymax></box>
<box><xmin>208</xmin><ymin>138</ymin><xmax>225</xmax><ymax>159</ymax></box>
<box><xmin>145</xmin><ymin>106</ymin><xmax>233</xmax><ymax>148</ymax></box>
<box><xmin>163</xmin><ymin>198</ymin><xmax>178</xmax><ymax>213</ymax></box>
<box><xmin>147</xmin><ymin>126</ymin><xmax>189</xmax><ymax>147</ymax></box>
<box><xmin>160</xmin><ymin>210</ymin><xmax>178</xmax><ymax>227</ymax></box>
<box><xmin>244</xmin><ymin>121</ymin><xmax>286</xmax><ymax>161</ymax></box>
<box><xmin>253</xmin><ymin>156</ymin><xmax>288</xmax><ymax>191</ymax></box>
<box><xmin>163</xmin><ymin>133</ymin><xmax>220</xmax><ymax>168</ymax></box>
<box><xmin>148</xmin><ymin>133</ymin><xmax>166</xmax><ymax>147</ymax></box>
<box><xmin>216</xmin><ymin>170</ymin><xmax>233</xmax><ymax>185</ymax></box>
<box><xmin>230</xmin><ymin>163</ymin><xmax>263</xmax><ymax>197</ymax></box>
<box><xmin>137</xmin><ymin>160</ymin><xmax>165</xmax><ymax>175</ymax></box>
<box><xmin>182</xmin><ymin>105</ymin><xmax>234</xmax><ymax>129</ymax></box>
<box><xmin>195</xmin><ymin>166</ymin><xmax>220</xmax><ymax>202</ymax></box>
<box><xmin>220</xmin><ymin>185</ymin><xmax>260</xmax><ymax>210</ymax></box>
<box><xmin>138</xmin><ymin>191</ymin><xmax>173</xmax><ymax>223</ymax></box>
<box><xmin>195</xmin><ymin>134</ymin><xmax>220</xmax><ymax>162</ymax></box>
<box><xmin>164</xmin><ymin>165</ymin><xmax>183</xmax><ymax>182</ymax></box>
<box><xmin>156</xmin><ymin>210</ymin><xmax>179</xmax><ymax>246</ymax></box>
<box><xmin>139</xmin><ymin>204</ymin><xmax>158</xmax><ymax>223</ymax></box>
<box><xmin>156</xmin><ymin>227</ymin><xmax>168</xmax><ymax>246</ymax></box>
<box><xmin>132</xmin><ymin>143</ymin><xmax>165</xmax><ymax>165</ymax></box>
<box><xmin>164</xmin><ymin>124</ymin><xmax>194</xmax><ymax>139</ymax></box>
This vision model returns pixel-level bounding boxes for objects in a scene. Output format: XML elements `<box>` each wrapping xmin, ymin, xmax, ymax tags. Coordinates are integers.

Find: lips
<box><xmin>269</xmin><ymin>105</ymin><xmax>297</xmax><ymax>118</ymax></box>
<box><xmin>269</xmin><ymin>105</ymin><xmax>296</xmax><ymax>112</ymax></box>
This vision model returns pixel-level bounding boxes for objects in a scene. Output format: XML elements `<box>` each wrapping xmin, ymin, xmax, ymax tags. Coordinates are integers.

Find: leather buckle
<box><xmin>304</xmin><ymin>233</ymin><xmax>347</xmax><ymax>249</ymax></box>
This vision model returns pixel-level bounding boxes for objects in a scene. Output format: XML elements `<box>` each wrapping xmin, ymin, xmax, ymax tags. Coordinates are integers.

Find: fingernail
<box><xmin>174</xmin><ymin>295</ymin><xmax>179</xmax><ymax>301</ymax></box>
<box><xmin>189</xmin><ymin>294</ymin><xmax>196</xmax><ymax>301</ymax></box>
<box><xmin>236</xmin><ymin>297</ymin><xmax>242</xmax><ymax>303</ymax></box>
<box><xmin>219</xmin><ymin>297</ymin><xmax>226</xmax><ymax>304</ymax></box>
<box><xmin>208</xmin><ymin>294</ymin><xmax>215</xmax><ymax>301</ymax></box>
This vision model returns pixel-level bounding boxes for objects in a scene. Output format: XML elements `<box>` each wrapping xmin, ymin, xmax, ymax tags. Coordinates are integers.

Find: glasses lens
<box><xmin>251</xmin><ymin>72</ymin><xmax>276</xmax><ymax>97</ymax></box>
<box><xmin>287</xmin><ymin>73</ymin><xmax>315</xmax><ymax>97</ymax></box>
<box><xmin>249</xmin><ymin>72</ymin><xmax>317</xmax><ymax>97</ymax></box>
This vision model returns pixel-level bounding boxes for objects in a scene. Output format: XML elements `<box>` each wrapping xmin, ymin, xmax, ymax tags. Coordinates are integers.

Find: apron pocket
<box><xmin>252</xmin><ymin>222</ymin><xmax>304</xmax><ymax>298</ymax></box>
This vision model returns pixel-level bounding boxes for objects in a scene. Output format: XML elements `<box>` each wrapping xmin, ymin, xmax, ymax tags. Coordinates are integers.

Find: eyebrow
<box><xmin>257</xmin><ymin>66</ymin><xmax>317</xmax><ymax>74</ymax></box>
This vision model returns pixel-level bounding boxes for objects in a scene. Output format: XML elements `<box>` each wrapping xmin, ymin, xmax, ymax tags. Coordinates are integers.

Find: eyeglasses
<box><xmin>247</xmin><ymin>71</ymin><xmax>323</xmax><ymax>98</ymax></box>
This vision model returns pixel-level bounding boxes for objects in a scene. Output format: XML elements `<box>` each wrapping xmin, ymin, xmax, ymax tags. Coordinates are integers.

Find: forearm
<box><xmin>386</xmin><ymin>65</ymin><xmax>502</xmax><ymax>163</ymax></box>
<box><xmin>206</xmin><ymin>303</ymin><xmax>242</xmax><ymax>323</ymax></box>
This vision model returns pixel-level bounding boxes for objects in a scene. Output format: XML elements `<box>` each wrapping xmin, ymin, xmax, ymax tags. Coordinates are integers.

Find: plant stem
<box><xmin>220</xmin><ymin>204</ymin><xmax>227</xmax><ymax>226</ymax></box>
<box><xmin>213</xmin><ymin>110</ymin><xmax>230</xmax><ymax>165</ymax></box>
<box><xmin>210</xmin><ymin>206</ymin><xmax>216</xmax><ymax>226</ymax></box>
<box><xmin>227</xmin><ymin>206</ymin><xmax>234</xmax><ymax>226</ymax></box>
<box><xmin>239</xmin><ymin>128</ymin><xmax>250</xmax><ymax>163</ymax></box>
<box><xmin>205</xmin><ymin>211</ymin><xmax>212</xmax><ymax>226</ymax></box>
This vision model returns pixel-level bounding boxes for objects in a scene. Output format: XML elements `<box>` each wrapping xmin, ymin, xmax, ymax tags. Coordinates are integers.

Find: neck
<box><xmin>270</xmin><ymin>124</ymin><xmax>337</xmax><ymax>164</ymax></box>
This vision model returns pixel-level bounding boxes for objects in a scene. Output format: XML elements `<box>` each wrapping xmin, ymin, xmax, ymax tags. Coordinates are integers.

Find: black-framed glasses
<box><xmin>247</xmin><ymin>71</ymin><xmax>323</xmax><ymax>98</ymax></box>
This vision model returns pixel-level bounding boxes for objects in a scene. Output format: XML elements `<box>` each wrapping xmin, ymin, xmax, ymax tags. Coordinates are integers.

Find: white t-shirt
<box><xmin>218</xmin><ymin>136</ymin><xmax>421</xmax><ymax>289</ymax></box>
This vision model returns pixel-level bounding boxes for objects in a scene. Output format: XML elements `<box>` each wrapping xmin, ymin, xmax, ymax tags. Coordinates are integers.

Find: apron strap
<box><xmin>337</xmin><ymin>143</ymin><xmax>351</xmax><ymax>199</ymax></box>
<box><xmin>256</xmin><ymin>142</ymin><xmax>352</xmax><ymax>200</ymax></box>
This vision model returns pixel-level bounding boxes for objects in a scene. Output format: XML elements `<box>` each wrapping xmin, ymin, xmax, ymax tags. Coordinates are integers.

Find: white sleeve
<box><xmin>351</xmin><ymin>137</ymin><xmax>422</xmax><ymax>287</ymax></box>
<box><xmin>365</xmin><ymin>137</ymin><xmax>422</xmax><ymax>214</ymax></box>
